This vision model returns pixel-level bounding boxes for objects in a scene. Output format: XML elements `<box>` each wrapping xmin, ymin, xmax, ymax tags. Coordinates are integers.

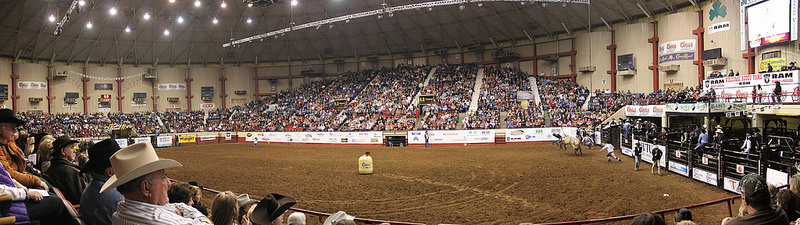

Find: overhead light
<box><xmin>109</xmin><ymin>7</ymin><xmax>117</xmax><ymax>15</ymax></box>
<box><xmin>48</xmin><ymin>14</ymin><xmax>56</xmax><ymax>22</ymax></box>
<box><xmin>86</xmin><ymin>21</ymin><xmax>92</xmax><ymax>29</ymax></box>
<box><xmin>542</xmin><ymin>2</ymin><xmax>547</xmax><ymax>7</ymax></box>
<box><xmin>637</xmin><ymin>3</ymin><xmax>651</xmax><ymax>18</ymax></box>
<box><xmin>169</xmin><ymin>0</ymin><xmax>175</xmax><ymax>2</ymax></box>
<box><xmin>220</xmin><ymin>1</ymin><xmax>227</xmax><ymax>8</ymax></box>
<box><xmin>195</xmin><ymin>0</ymin><xmax>201</xmax><ymax>7</ymax></box>
<box><xmin>177</xmin><ymin>16</ymin><xmax>184</xmax><ymax>23</ymax></box>
<box><xmin>163</xmin><ymin>29</ymin><xmax>170</xmax><ymax>36</ymax></box>
<box><xmin>388</xmin><ymin>12</ymin><xmax>393</xmax><ymax>17</ymax></box>
<box><xmin>315</xmin><ymin>24</ymin><xmax>321</xmax><ymax>29</ymax></box>
<box><xmin>78</xmin><ymin>0</ymin><xmax>86</xmax><ymax>6</ymax></box>
<box><xmin>428</xmin><ymin>7</ymin><xmax>432</xmax><ymax>12</ymax></box>
<box><xmin>248</xmin><ymin>3</ymin><xmax>253</xmax><ymax>7</ymax></box>
<box><xmin>143</xmin><ymin>12</ymin><xmax>151</xmax><ymax>20</ymax></box>
<box><xmin>459</xmin><ymin>4</ymin><xmax>465</xmax><ymax>11</ymax></box>
<box><xmin>477</xmin><ymin>3</ymin><xmax>482</xmax><ymax>7</ymax></box>
<box><xmin>125</xmin><ymin>26</ymin><xmax>131</xmax><ymax>32</ymax></box>
<box><xmin>329</xmin><ymin>24</ymin><xmax>334</xmax><ymax>29</ymax></box>
<box><xmin>246</xmin><ymin>17</ymin><xmax>252</xmax><ymax>23</ymax></box>
<box><xmin>562</xmin><ymin>2</ymin><xmax>567</xmax><ymax>7</ymax></box>
<box><xmin>345</xmin><ymin>19</ymin><xmax>350</xmax><ymax>23</ymax></box>
<box><xmin>377</xmin><ymin>14</ymin><xmax>383</xmax><ymax>19</ymax></box>
<box><xmin>521</xmin><ymin>1</ymin><xmax>525</xmax><ymax>5</ymax></box>
<box><xmin>291</xmin><ymin>0</ymin><xmax>298</xmax><ymax>6</ymax></box>
<box><xmin>212</xmin><ymin>17</ymin><xmax>218</xmax><ymax>24</ymax></box>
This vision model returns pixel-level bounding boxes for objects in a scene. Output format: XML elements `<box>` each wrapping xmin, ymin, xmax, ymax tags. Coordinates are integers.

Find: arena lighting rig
<box><xmin>54</xmin><ymin>0</ymin><xmax>83</xmax><ymax>36</ymax></box>
<box><xmin>223</xmin><ymin>0</ymin><xmax>590</xmax><ymax>48</ymax></box>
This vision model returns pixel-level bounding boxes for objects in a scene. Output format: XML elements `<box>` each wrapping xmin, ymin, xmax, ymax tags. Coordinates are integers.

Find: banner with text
<box><xmin>408</xmin><ymin>130</ymin><xmax>495</xmax><ymax>144</ymax></box>
<box><xmin>503</xmin><ymin>127</ymin><xmax>578</xmax><ymax>142</ymax></box>
<box><xmin>178</xmin><ymin>135</ymin><xmax>196</xmax><ymax>144</ymax></box>
<box><xmin>244</xmin><ymin>132</ymin><xmax>383</xmax><ymax>144</ymax></box>
<box><xmin>17</xmin><ymin>81</ymin><xmax>47</xmax><ymax>90</ymax></box>
<box><xmin>624</xmin><ymin>105</ymin><xmax>666</xmax><ymax>117</ymax></box>
<box><xmin>658</xmin><ymin>39</ymin><xmax>697</xmax><ymax>63</ymax></box>
<box><xmin>703</xmin><ymin>71</ymin><xmax>800</xmax><ymax>103</ymax></box>
<box><xmin>156</xmin><ymin>136</ymin><xmax>173</xmax><ymax>147</ymax></box>
<box><xmin>157</xmin><ymin>83</ymin><xmax>187</xmax><ymax>91</ymax></box>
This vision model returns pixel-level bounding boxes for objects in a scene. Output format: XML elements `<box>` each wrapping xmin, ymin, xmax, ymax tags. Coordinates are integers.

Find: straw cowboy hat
<box><xmin>323</xmin><ymin>211</ymin><xmax>355</xmax><ymax>225</ymax></box>
<box><xmin>237</xmin><ymin>193</ymin><xmax>259</xmax><ymax>209</ymax></box>
<box><xmin>99</xmin><ymin>142</ymin><xmax>182</xmax><ymax>193</ymax></box>
<box><xmin>251</xmin><ymin>193</ymin><xmax>297</xmax><ymax>224</ymax></box>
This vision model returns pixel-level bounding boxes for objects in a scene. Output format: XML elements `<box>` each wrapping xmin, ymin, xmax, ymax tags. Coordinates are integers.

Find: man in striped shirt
<box><xmin>99</xmin><ymin>142</ymin><xmax>211</xmax><ymax>225</ymax></box>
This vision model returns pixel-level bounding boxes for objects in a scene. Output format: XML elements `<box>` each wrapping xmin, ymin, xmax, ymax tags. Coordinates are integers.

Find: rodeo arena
<box><xmin>6</xmin><ymin>0</ymin><xmax>800</xmax><ymax>225</ymax></box>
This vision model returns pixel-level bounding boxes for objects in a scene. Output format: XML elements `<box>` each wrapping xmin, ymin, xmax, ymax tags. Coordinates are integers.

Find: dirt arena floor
<box><xmin>159</xmin><ymin>142</ymin><xmax>737</xmax><ymax>225</ymax></box>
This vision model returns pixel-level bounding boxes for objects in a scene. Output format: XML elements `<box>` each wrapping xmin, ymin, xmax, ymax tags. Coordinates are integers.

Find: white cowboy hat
<box><xmin>323</xmin><ymin>211</ymin><xmax>355</xmax><ymax>225</ymax></box>
<box><xmin>100</xmin><ymin>142</ymin><xmax>182</xmax><ymax>193</ymax></box>
<box><xmin>237</xmin><ymin>193</ymin><xmax>259</xmax><ymax>209</ymax></box>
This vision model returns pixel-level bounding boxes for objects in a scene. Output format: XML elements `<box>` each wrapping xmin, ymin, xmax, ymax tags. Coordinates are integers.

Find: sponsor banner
<box><xmin>621</xmin><ymin>146</ymin><xmax>633</xmax><ymax>157</ymax></box>
<box><xmin>115</xmin><ymin>139</ymin><xmax>129</xmax><ymax>148</ymax></box>
<box><xmin>409</xmin><ymin>130</ymin><xmax>495</xmax><ymax>144</ymax></box>
<box><xmin>156</xmin><ymin>136</ymin><xmax>173</xmax><ymax>147</ymax></box>
<box><xmin>200</xmin><ymin>103</ymin><xmax>215</xmax><ymax>109</ymax></box>
<box><xmin>659</xmin><ymin>52</ymin><xmax>696</xmax><ymax>64</ymax></box>
<box><xmin>225</xmin><ymin>133</ymin><xmax>232</xmax><ymax>141</ymax></box>
<box><xmin>669</xmin><ymin>161</ymin><xmax>689</xmax><ymax>177</ymax></box>
<box><xmin>703</xmin><ymin>71</ymin><xmax>800</xmax><ymax>103</ymax></box>
<box><xmin>503</xmin><ymin>127</ymin><xmax>578</xmax><ymax>143</ymax></box>
<box><xmin>245</xmin><ymin>132</ymin><xmax>382</xmax><ymax>144</ymax></box>
<box><xmin>178</xmin><ymin>135</ymin><xmax>196</xmax><ymax>144</ymax></box>
<box><xmin>62</xmin><ymin>101</ymin><xmax>78</xmax><ymax>108</ymax></box>
<box><xmin>693</xmin><ymin>168</ymin><xmax>719</xmax><ymax>186</ymax></box>
<box><xmin>760</xmin><ymin>58</ymin><xmax>786</xmax><ymax>72</ymax></box>
<box><xmin>133</xmin><ymin>137</ymin><xmax>150</xmax><ymax>144</ymax></box>
<box><xmin>131</xmin><ymin>101</ymin><xmax>146</xmax><ymax>107</ymax></box>
<box><xmin>516</xmin><ymin>91</ymin><xmax>535</xmax><ymax>101</ymax></box>
<box><xmin>723</xmin><ymin>177</ymin><xmax>741</xmax><ymax>194</ymax></box>
<box><xmin>16</xmin><ymin>81</ymin><xmax>47</xmax><ymax>90</ymax></box>
<box><xmin>707</xmin><ymin>21</ymin><xmax>731</xmax><ymax>34</ymax></box>
<box><xmin>199</xmin><ymin>135</ymin><xmax>216</xmax><ymax>141</ymax></box>
<box><xmin>157</xmin><ymin>83</ymin><xmax>187</xmax><ymax>91</ymax></box>
<box><xmin>631</xmin><ymin>139</ymin><xmax>667</xmax><ymax>168</ymax></box>
<box><xmin>94</xmin><ymin>83</ymin><xmax>113</xmax><ymax>90</ymax></box>
<box><xmin>624</xmin><ymin>105</ymin><xmax>666</xmax><ymax>117</ymax></box>
<box><xmin>658</xmin><ymin>39</ymin><xmax>697</xmax><ymax>56</ymax></box>
<box><xmin>665</xmin><ymin>103</ymin><xmax>747</xmax><ymax>113</ymax></box>
<box><xmin>767</xmin><ymin>168</ymin><xmax>789</xmax><ymax>187</ymax></box>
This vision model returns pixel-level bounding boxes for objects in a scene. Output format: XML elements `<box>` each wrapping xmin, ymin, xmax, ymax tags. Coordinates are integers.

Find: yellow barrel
<box><xmin>359</xmin><ymin>155</ymin><xmax>373</xmax><ymax>174</ymax></box>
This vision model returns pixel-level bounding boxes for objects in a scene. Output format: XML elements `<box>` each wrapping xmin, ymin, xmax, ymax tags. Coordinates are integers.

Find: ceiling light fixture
<box><xmin>377</xmin><ymin>14</ymin><xmax>383</xmax><ymax>19</ymax></box>
<box><xmin>143</xmin><ymin>12</ymin><xmax>151</xmax><ymax>20</ymax></box>
<box><xmin>169</xmin><ymin>0</ymin><xmax>175</xmax><ymax>2</ymax></box>
<box><xmin>248</xmin><ymin>3</ymin><xmax>253</xmax><ymax>7</ymax></box>
<box><xmin>212</xmin><ymin>17</ymin><xmax>219</xmax><ymax>24</ymax></box>
<box><xmin>562</xmin><ymin>2</ymin><xmax>567</xmax><ymax>7</ymax></box>
<box><xmin>221</xmin><ymin>1</ymin><xmax>227</xmax><ymax>8</ymax></box>
<box><xmin>164</xmin><ymin>29</ymin><xmax>170</xmax><ymax>35</ymax></box>
<box><xmin>459</xmin><ymin>4</ymin><xmax>465</xmax><ymax>11</ymax></box>
<box><xmin>125</xmin><ymin>26</ymin><xmax>131</xmax><ymax>32</ymax></box>
<box><xmin>109</xmin><ymin>7</ymin><xmax>117</xmax><ymax>15</ymax></box>
<box><xmin>291</xmin><ymin>0</ymin><xmax>298</xmax><ymax>6</ymax></box>
<box><xmin>345</xmin><ymin>19</ymin><xmax>350</xmax><ymax>23</ymax></box>
<box><xmin>195</xmin><ymin>0</ymin><xmax>202</xmax><ymax>7</ymax></box>
<box><xmin>246</xmin><ymin>17</ymin><xmax>252</xmax><ymax>23</ymax></box>
<box><xmin>177</xmin><ymin>16</ymin><xmax>184</xmax><ymax>23</ymax></box>
<box><xmin>477</xmin><ymin>3</ymin><xmax>482</xmax><ymax>7</ymax></box>
<box><xmin>86</xmin><ymin>21</ymin><xmax>92</xmax><ymax>28</ymax></box>
<box><xmin>388</xmin><ymin>12</ymin><xmax>393</xmax><ymax>17</ymax></box>
<box><xmin>78</xmin><ymin>0</ymin><xmax>86</xmax><ymax>6</ymax></box>
<box><xmin>428</xmin><ymin>7</ymin><xmax>432</xmax><ymax>11</ymax></box>
<box><xmin>48</xmin><ymin>14</ymin><xmax>56</xmax><ymax>22</ymax></box>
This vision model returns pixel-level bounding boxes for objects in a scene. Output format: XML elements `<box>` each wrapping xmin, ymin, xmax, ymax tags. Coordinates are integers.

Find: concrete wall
<box><xmin>658</xmin><ymin>12</ymin><xmax>700</xmax><ymax>89</ymax></box>
<box><xmin>575</xmin><ymin>31</ymin><xmax>613</xmax><ymax>92</ymax></box>
<box><xmin>616</xmin><ymin>23</ymin><xmax>656</xmax><ymax>93</ymax></box>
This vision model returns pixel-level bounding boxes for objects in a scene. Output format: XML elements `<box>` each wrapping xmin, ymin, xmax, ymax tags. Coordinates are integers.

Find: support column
<box><xmin>46</xmin><ymin>66</ymin><xmax>55</xmax><ymax>113</ymax></box>
<box><xmin>742</xmin><ymin>50</ymin><xmax>756</xmax><ymax>74</ymax></box>
<box><xmin>151</xmin><ymin>76</ymin><xmax>159</xmax><ymax>112</ymax></box>
<box><xmin>532</xmin><ymin>44</ymin><xmax>538</xmax><ymax>76</ymax></box>
<box><xmin>692</xmin><ymin>11</ymin><xmax>706</xmax><ymax>83</ymax></box>
<box><xmin>115</xmin><ymin>68</ymin><xmax>125</xmax><ymax>112</ymax></box>
<box><xmin>648</xmin><ymin>22</ymin><xmax>660</xmax><ymax>92</ymax></box>
<box><xmin>606</xmin><ymin>30</ymin><xmax>618</xmax><ymax>92</ymax></box>
<box><xmin>570</xmin><ymin>38</ymin><xmax>577</xmax><ymax>82</ymax></box>
<box><xmin>81</xmin><ymin>67</ymin><xmax>90</xmax><ymax>113</ymax></box>
<box><xmin>253</xmin><ymin>67</ymin><xmax>260</xmax><ymax>97</ymax></box>
<box><xmin>185</xmin><ymin>69</ymin><xmax>193</xmax><ymax>111</ymax></box>
<box><xmin>219</xmin><ymin>68</ymin><xmax>228</xmax><ymax>109</ymax></box>
<box><xmin>10</xmin><ymin>63</ymin><xmax>19</xmax><ymax>112</ymax></box>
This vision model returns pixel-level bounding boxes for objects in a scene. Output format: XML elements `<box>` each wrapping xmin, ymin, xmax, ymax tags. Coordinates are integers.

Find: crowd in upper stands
<box><xmin>11</xmin><ymin>63</ymin><xmax>720</xmax><ymax>136</ymax></box>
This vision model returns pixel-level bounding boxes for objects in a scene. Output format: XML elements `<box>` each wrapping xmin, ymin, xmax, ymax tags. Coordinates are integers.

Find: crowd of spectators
<box><xmin>421</xmin><ymin>64</ymin><xmax>477</xmax><ymax>113</ymax></box>
<box><xmin>19</xmin><ymin>112</ymin><xmax>162</xmax><ymax>137</ymax></box>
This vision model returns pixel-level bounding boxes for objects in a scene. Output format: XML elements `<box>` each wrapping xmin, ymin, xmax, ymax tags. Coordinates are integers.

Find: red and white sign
<box><xmin>723</xmin><ymin>177</ymin><xmax>740</xmax><ymax>193</ymax></box>
<box><xmin>658</xmin><ymin>39</ymin><xmax>697</xmax><ymax>56</ymax></box>
<box><xmin>17</xmin><ymin>81</ymin><xmax>47</xmax><ymax>90</ymax></box>
<box><xmin>736</xmin><ymin>164</ymin><xmax>745</xmax><ymax>174</ymax></box>
<box><xmin>200</xmin><ymin>103</ymin><xmax>215</xmax><ymax>109</ymax></box>
<box><xmin>624</xmin><ymin>105</ymin><xmax>666</xmax><ymax>117</ymax></box>
<box><xmin>675</xmin><ymin>151</ymin><xmax>681</xmax><ymax>158</ymax></box>
<box><xmin>157</xmin><ymin>83</ymin><xmax>187</xmax><ymax>91</ymax></box>
<box><xmin>703</xmin><ymin>71</ymin><xmax>800</xmax><ymax>103</ymax></box>
<box><xmin>702</xmin><ymin>157</ymin><xmax>709</xmax><ymax>165</ymax></box>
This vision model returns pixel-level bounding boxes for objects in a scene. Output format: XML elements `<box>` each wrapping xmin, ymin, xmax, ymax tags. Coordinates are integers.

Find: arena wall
<box><xmin>158</xmin><ymin>67</ymin><xmax>187</xmax><ymax>112</ymax></box>
<box><xmin>703</xmin><ymin>0</ymin><xmax>745</xmax><ymax>76</ymax></box>
<box><xmin>121</xmin><ymin>67</ymin><xmax>150</xmax><ymax>113</ymax></box>
<box><xmin>658</xmin><ymin>12</ymin><xmax>701</xmax><ymax>89</ymax></box>
<box><xmin>616</xmin><ymin>22</ymin><xmax>656</xmax><ymax>93</ymax></box>
<box><xmin>575</xmin><ymin>31</ymin><xmax>612</xmax><ymax>91</ymax></box>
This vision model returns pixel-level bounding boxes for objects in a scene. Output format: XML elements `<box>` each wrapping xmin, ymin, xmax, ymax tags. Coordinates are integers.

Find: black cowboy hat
<box><xmin>251</xmin><ymin>193</ymin><xmax>297</xmax><ymax>224</ymax></box>
<box><xmin>80</xmin><ymin>139</ymin><xmax>122</xmax><ymax>174</ymax></box>
<box><xmin>0</xmin><ymin>109</ymin><xmax>24</xmax><ymax>125</ymax></box>
<box><xmin>51</xmin><ymin>136</ymin><xmax>79</xmax><ymax>157</ymax></box>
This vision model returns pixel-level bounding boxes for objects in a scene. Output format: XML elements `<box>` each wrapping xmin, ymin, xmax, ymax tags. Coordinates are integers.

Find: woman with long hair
<box><xmin>211</xmin><ymin>191</ymin><xmax>239</xmax><ymax>225</ymax></box>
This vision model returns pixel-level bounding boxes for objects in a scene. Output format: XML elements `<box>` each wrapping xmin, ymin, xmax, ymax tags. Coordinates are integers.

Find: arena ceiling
<box><xmin>0</xmin><ymin>0</ymin><xmax>700</xmax><ymax>66</ymax></box>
